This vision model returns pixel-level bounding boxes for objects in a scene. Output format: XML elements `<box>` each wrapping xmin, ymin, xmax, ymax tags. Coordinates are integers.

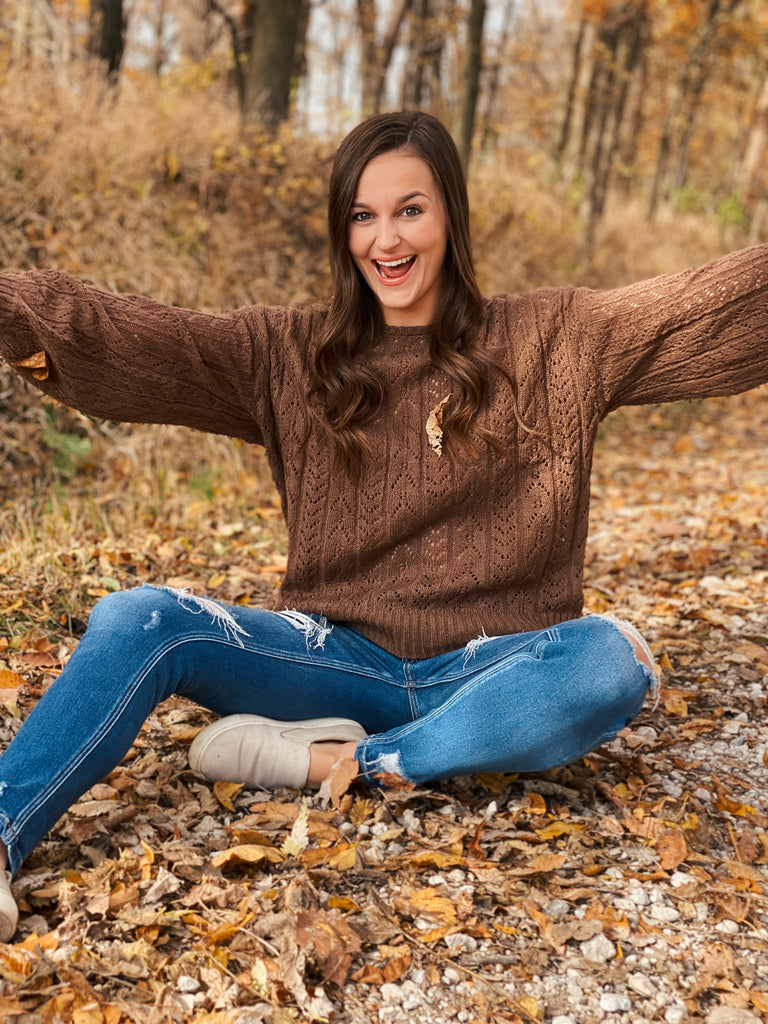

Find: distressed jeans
<box><xmin>0</xmin><ymin>585</ymin><xmax>656</xmax><ymax>874</ymax></box>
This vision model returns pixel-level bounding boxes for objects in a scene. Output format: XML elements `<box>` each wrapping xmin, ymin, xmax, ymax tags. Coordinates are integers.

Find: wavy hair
<box><xmin>309</xmin><ymin>110</ymin><xmax>502</xmax><ymax>471</ymax></box>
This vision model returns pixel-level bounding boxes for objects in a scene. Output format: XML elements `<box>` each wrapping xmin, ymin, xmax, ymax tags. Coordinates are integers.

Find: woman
<box><xmin>0</xmin><ymin>111</ymin><xmax>766</xmax><ymax>942</ymax></box>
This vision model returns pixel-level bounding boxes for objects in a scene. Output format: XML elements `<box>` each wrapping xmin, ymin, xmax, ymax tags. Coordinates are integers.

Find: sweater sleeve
<box><xmin>570</xmin><ymin>244</ymin><xmax>768</xmax><ymax>414</ymax></box>
<box><xmin>0</xmin><ymin>270</ymin><xmax>291</xmax><ymax>443</ymax></box>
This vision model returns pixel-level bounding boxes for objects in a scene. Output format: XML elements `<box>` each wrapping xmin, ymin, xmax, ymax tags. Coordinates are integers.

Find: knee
<box><xmin>87</xmin><ymin>585</ymin><xmax>177</xmax><ymax>634</ymax></box>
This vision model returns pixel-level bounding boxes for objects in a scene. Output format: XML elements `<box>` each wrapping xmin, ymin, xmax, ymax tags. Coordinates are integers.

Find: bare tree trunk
<box><xmin>457</xmin><ymin>0</ymin><xmax>486</xmax><ymax>171</ymax></box>
<box><xmin>738</xmin><ymin>68</ymin><xmax>768</xmax><ymax>207</ymax></box>
<box><xmin>615</xmin><ymin>55</ymin><xmax>646</xmax><ymax>194</ymax></box>
<box><xmin>570</xmin><ymin>2</ymin><xmax>648</xmax><ymax>253</ymax></box>
<box><xmin>589</xmin><ymin>9</ymin><xmax>646</xmax><ymax>218</ymax></box>
<box><xmin>357</xmin><ymin>0</ymin><xmax>412</xmax><ymax>117</ymax></box>
<box><xmin>556</xmin><ymin>12</ymin><xmax>587</xmax><ymax>164</ymax></box>
<box><xmin>401</xmin><ymin>0</ymin><xmax>430</xmax><ymax>108</ymax></box>
<box><xmin>648</xmin><ymin>0</ymin><xmax>739</xmax><ymax>219</ymax></box>
<box><xmin>207</xmin><ymin>0</ymin><xmax>248</xmax><ymax>109</ymax></box>
<box><xmin>89</xmin><ymin>0</ymin><xmax>124</xmax><ymax>79</ymax></box>
<box><xmin>242</xmin><ymin>0</ymin><xmax>309</xmax><ymax>128</ymax></box>
<box><xmin>400</xmin><ymin>0</ymin><xmax>451</xmax><ymax>115</ymax></box>
<box><xmin>152</xmin><ymin>0</ymin><xmax>169</xmax><ymax>75</ymax></box>
<box><xmin>557</xmin><ymin>16</ymin><xmax>599</xmax><ymax>183</ymax></box>
<box><xmin>480</xmin><ymin>0</ymin><xmax>514</xmax><ymax>150</ymax></box>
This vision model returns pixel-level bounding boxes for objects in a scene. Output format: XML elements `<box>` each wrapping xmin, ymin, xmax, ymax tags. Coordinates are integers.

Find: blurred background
<box><xmin>2</xmin><ymin>0</ymin><xmax>767</xmax><ymax>303</ymax></box>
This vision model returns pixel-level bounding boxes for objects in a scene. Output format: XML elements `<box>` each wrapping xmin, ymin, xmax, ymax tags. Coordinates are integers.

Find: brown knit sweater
<box><xmin>1</xmin><ymin>246</ymin><xmax>767</xmax><ymax>659</ymax></box>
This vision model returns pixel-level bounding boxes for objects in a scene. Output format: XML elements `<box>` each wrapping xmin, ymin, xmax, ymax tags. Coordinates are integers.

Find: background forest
<box><xmin>2</xmin><ymin>3</ymin><xmax>768</xmax><ymax>1024</ymax></box>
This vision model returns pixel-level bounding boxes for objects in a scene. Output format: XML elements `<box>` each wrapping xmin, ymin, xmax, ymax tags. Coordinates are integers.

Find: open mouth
<box><xmin>374</xmin><ymin>255</ymin><xmax>416</xmax><ymax>282</ymax></box>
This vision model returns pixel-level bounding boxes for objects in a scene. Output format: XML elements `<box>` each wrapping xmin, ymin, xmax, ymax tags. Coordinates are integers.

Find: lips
<box><xmin>374</xmin><ymin>255</ymin><xmax>416</xmax><ymax>281</ymax></box>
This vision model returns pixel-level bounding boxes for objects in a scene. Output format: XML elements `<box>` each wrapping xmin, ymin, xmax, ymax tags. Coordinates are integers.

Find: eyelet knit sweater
<box><xmin>1</xmin><ymin>245</ymin><xmax>767</xmax><ymax>659</ymax></box>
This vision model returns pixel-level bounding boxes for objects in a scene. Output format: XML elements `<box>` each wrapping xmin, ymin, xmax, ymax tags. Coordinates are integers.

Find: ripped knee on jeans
<box><xmin>600</xmin><ymin>614</ymin><xmax>661</xmax><ymax>701</ymax></box>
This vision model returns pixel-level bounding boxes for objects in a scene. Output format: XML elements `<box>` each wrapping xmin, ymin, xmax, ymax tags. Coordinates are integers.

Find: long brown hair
<box><xmin>310</xmin><ymin>111</ymin><xmax>501</xmax><ymax>471</ymax></box>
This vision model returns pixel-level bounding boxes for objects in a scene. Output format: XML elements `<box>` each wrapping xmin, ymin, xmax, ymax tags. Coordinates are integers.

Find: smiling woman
<box><xmin>0</xmin><ymin>109</ymin><xmax>766</xmax><ymax>944</ymax></box>
<box><xmin>348</xmin><ymin>151</ymin><xmax>448</xmax><ymax>326</ymax></box>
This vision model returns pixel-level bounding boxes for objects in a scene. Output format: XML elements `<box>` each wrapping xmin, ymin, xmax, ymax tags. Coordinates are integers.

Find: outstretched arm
<box><xmin>0</xmin><ymin>270</ymin><xmax>279</xmax><ymax>444</ymax></box>
<box><xmin>573</xmin><ymin>244</ymin><xmax>768</xmax><ymax>413</ymax></box>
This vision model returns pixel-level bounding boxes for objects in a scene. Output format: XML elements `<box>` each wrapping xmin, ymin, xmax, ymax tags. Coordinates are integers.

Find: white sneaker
<box><xmin>0</xmin><ymin>870</ymin><xmax>18</xmax><ymax>943</ymax></box>
<box><xmin>189</xmin><ymin>715</ymin><xmax>367</xmax><ymax>789</ymax></box>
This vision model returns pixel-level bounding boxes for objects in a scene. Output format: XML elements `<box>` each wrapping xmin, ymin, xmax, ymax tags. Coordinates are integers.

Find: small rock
<box><xmin>400</xmin><ymin>809</ymin><xmax>421</xmax><ymax>833</ymax></box>
<box><xmin>552</xmin><ymin>1017</ymin><xmax>577</xmax><ymax>1024</ymax></box>
<box><xmin>665</xmin><ymin>1005</ymin><xmax>687</xmax><ymax>1024</ymax></box>
<box><xmin>649</xmin><ymin>905</ymin><xmax>681</xmax><ymax>922</ymax></box>
<box><xmin>670</xmin><ymin>871</ymin><xmax>691</xmax><ymax>888</ymax></box>
<box><xmin>174</xmin><ymin>993</ymin><xmax>196</xmax><ymax>1013</ymax></box>
<box><xmin>600</xmin><ymin>992</ymin><xmax>631</xmax><ymax>1012</ymax></box>
<box><xmin>444</xmin><ymin>933</ymin><xmax>478</xmax><ymax>953</ymax></box>
<box><xmin>400</xmin><ymin>980</ymin><xmax>423</xmax><ymax>1010</ymax></box>
<box><xmin>706</xmin><ymin>1008</ymin><xmax>761</xmax><ymax>1024</ymax></box>
<box><xmin>627</xmin><ymin>973</ymin><xmax>658</xmax><ymax>998</ymax></box>
<box><xmin>545</xmin><ymin>898</ymin><xmax>571</xmax><ymax>919</ymax></box>
<box><xmin>380</xmin><ymin>983</ymin><xmax>403</xmax><ymax>1005</ymax></box>
<box><xmin>177</xmin><ymin>975</ymin><xmax>200</xmax><ymax>993</ymax></box>
<box><xmin>566</xmin><ymin>978</ymin><xmax>587</xmax><ymax>1006</ymax></box>
<box><xmin>378</xmin><ymin>1007</ymin><xmax>401</xmax><ymax>1022</ymax></box>
<box><xmin>581</xmin><ymin>933</ymin><xmax>617</xmax><ymax>963</ymax></box>
<box><xmin>442</xmin><ymin>967</ymin><xmax>461</xmax><ymax>984</ymax></box>
<box><xmin>715</xmin><ymin>919</ymin><xmax>740</xmax><ymax>934</ymax></box>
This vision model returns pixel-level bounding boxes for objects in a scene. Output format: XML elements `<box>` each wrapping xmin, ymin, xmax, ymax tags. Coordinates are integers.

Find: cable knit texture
<box><xmin>1</xmin><ymin>246</ymin><xmax>767</xmax><ymax>659</ymax></box>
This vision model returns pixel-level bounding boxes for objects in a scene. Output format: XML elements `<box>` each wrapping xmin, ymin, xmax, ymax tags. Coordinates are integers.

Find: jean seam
<box><xmin>403</xmin><ymin>663</ymin><xmax>420</xmax><ymax>719</ymax></box>
<box><xmin>5</xmin><ymin>630</ymin><xmax>264</xmax><ymax>856</ymax></box>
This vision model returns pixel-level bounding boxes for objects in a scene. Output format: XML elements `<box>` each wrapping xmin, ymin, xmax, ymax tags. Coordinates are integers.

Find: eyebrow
<box><xmin>351</xmin><ymin>190</ymin><xmax>429</xmax><ymax>208</ymax></box>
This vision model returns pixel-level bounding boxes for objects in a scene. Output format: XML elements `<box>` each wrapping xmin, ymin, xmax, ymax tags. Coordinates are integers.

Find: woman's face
<box><xmin>348</xmin><ymin>149</ymin><xmax>448</xmax><ymax>327</ymax></box>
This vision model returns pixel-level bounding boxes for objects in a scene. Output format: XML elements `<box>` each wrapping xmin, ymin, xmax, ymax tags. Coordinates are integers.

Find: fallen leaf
<box><xmin>210</xmin><ymin>844</ymin><xmax>284</xmax><ymax>867</ymax></box>
<box><xmin>281</xmin><ymin>799</ymin><xmax>310</xmax><ymax>857</ymax></box>
<box><xmin>295</xmin><ymin>907</ymin><xmax>363</xmax><ymax>987</ymax></box>
<box><xmin>11</xmin><ymin>350</ymin><xmax>49</xmax><ymax>380</ymax></box>
<box><xmin>656</xmin><ymin>829</ymin><xmax>688</xmax><ymax>871</ymax></box>
<box><xmin>213</xmin><ymin>780</ymin><xmax>244</xmax><ymax>811</ymax></box>
<box><xmin>525</xmin><ymin>852</ymin><xmax>567</xmax><ymax>873</ymax></box>
<box><xmin>317</xmin><ymin>756</ymin><xmax>358</xmax><ymax>809</ymax></box>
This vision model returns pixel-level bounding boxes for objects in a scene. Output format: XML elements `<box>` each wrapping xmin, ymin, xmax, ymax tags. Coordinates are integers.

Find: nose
<box><xmin>376</xmin><ymin>217</ymin><xmax>401</xmax><ymax>251</ymax></box>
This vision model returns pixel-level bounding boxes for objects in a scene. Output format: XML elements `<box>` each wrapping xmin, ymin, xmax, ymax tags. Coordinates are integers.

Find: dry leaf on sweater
<box><xmin>426</xmin><ymin>394</ymin><xmax>450</xmax><ymax>455</ymax></box>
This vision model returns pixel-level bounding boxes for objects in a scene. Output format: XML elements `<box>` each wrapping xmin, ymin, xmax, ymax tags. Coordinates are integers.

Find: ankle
<box><xmin>307</xmin><ymin>740</ymin><xmax>358</xmax><ymax>788</ymax></box>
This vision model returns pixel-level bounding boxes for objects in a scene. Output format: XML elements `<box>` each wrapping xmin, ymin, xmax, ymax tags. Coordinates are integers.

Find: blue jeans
<box><xmin>0</xmin><ymin>586</ymin><xmax>655</xmax><ymax>874</ymax></box>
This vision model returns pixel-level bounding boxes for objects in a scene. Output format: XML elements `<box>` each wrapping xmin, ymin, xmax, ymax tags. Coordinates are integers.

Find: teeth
<box><xmin>376</xmin><ymin>256</ymin><xmax>414</xmax><ymax>268</ymax></box>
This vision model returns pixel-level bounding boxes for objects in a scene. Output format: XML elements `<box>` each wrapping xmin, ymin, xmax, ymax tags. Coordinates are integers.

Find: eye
<box><xmin>402</xmin><ymin>205</ymin><xmax>422</xmax><ymax>217</ymax></box>
<box><xmin>351</xmin><ymin>210</ymin><xmax>372</xmax><ymax>223</ymax></box>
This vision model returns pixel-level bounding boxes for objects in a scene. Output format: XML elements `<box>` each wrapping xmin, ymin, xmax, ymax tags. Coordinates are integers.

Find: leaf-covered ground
<box><xmin>1</xmin><ymin>391</ymin><xmax>768</xmax><ymax>1024</ymax></box>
